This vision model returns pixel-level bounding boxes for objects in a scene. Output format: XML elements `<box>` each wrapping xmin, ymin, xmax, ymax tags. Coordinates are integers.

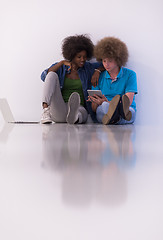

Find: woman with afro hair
<box><xmin>40</xmin><ymin>34</ymin><xmax>103</xmax><ymax>124</ymax></box>
<box><xmin>88</xmin><ymin>37</ymin><xmax>138</xmax><ymax>125</ymax></box>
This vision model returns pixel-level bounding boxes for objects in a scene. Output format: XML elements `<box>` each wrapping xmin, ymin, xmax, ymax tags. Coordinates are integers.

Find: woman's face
<box><xmin>72</xmin><ymin>50</ymin><xmax>87</xmax><ymax>68</ymax></box>
<box><xmin>102</xmin><ymin>58</ymin><xmax>119</xmax><ymax>73</ymax></box>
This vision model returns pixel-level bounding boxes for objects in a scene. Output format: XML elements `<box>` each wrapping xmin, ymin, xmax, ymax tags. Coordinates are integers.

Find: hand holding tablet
<box><xmin>87</xmin><ymin>90</ymin><xmax>103</xmax><ymax>97</ymax></box>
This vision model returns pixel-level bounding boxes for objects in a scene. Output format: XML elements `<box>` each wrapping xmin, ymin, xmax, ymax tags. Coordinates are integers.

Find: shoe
<box><xmin>66</xmin><ymin>92</ymin><xmax>80</xmax><ymax>124</ymax></box>
<box><xmin>120</xmin><ymin>95</ymin><xmax>132</xmax><ymax>121</ymax></box>
<box><xmin>102</xmin><ymin>95</ymin><xmax>120</xmax><ymax>125</ymax></box>
<box><xmin>41</xmin><ymin>107</ymin><xmax>52</xmax><ymax>124</ymax></box>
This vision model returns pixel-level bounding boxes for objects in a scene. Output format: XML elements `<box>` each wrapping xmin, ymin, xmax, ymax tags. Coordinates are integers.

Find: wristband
<box><xmin>95</xmin><ymin>69</ymin><xmax>101</xmax><ymax>73</ymax></box>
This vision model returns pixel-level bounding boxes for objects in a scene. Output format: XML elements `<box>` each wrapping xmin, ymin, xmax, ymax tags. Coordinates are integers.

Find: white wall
<box><xmin>1</xmin><ymin>0</ymin><xmax>163</xmax><ymax>124</ymax></box>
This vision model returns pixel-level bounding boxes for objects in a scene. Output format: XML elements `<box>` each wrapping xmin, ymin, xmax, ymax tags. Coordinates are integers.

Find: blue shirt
<box><xmin>92</xmin><ymin>67</ymin><xmax>138</xmax><ymax>110</ymax></box>
<box><xmin>41</xmin><ymin>61</ymin><xmax>102</xmax><ymax>122</ymax></box>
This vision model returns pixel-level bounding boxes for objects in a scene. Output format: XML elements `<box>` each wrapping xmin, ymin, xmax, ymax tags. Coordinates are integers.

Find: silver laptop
<box><xmin>0</xmin><ymin>98</ymin><xmax>39</xmax><ymax>124</ymax></box>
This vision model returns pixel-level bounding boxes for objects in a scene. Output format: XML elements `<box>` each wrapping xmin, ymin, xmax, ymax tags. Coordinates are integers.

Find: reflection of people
<box><xmin>41</xmin><ymin>124</ymin><xmax>89</xmax><ymax>171</ymax></box>
<box><xmin>40</xmin><ymin>34</ymin><xmax>103</xmax><ymax>124</ymax></box>
<box><xmin>96</xmin><ymin>125</ymin><xmax>136</xmax><ymax>168</ymax></box>
<box><xmin>88</xmin><ymin>37</ymin><xmax>138</xmax><ymax>125</ymax></box>
<box><xmin>96</xmin><ymin>162</ymin><xmax>127</xmax><ymax>206</ymax></box>
<box><xmin>42</xmin><ymin>124</ymin><xmax>136</xmax><ymax>207</ymax></box>
<box><xmin>92</xmin><ymin>125</ymin><xmax>136</xmax><ymax>206</ymax></box>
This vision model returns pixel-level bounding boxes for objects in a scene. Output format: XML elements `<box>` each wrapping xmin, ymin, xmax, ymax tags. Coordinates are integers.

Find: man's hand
<box><xmin>88</xmin><ymin>94</ymin><xmax>108</xmax><ymax>105</ymax></box>
<box><xmin>87</xmin><ymin>94</ymin><xmax>108</xmax><ymax>112</ymax></box>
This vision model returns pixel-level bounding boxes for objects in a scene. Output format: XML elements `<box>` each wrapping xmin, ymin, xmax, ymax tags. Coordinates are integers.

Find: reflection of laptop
<box><xmin>0</xmin><ymin>98</ymin><xmax>39</xmax><ymax>124</ymax></box>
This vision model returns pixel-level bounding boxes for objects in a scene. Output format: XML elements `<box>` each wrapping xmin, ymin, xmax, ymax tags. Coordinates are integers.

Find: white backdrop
<box><xmin>1</xmin><ymin>0</ymin><xmax>163</xmax><ymax>125</ymax></box>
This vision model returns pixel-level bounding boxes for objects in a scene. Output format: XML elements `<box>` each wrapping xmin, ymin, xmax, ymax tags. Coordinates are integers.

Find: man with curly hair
<box><xmin>88</xmin><ymin>37</ymin><xmax>138</xmax><ymax>125</ymax></box>
<box><xmin>40</xmin><ymin>34</ymin><xmax>103</xmax><ymax>124</ymax></box>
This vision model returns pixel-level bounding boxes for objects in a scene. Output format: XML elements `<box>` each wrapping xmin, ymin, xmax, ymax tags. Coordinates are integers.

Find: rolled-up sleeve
<box><xmin>40</xmin><ymin>69</ymin><xmax>48</xmax><ymax>81</ymax></box>
<box><xmin>125</xmin><ymin>71</ymin><xmax>138</xmax><ymax>94</ymax></box>
<box><xmin>40</xmin><ymin>63</ymin><xmax>57</xmax><ymax>82</ymax></box>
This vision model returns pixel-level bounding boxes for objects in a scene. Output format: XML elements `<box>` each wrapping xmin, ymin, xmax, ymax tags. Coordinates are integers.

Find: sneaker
<box><xmin>66</xmin><ymin>92</ymin><xmax>80</xmax><ymax>124</ymax></box>
<box><xmin>41</xmin><ymin>107</ymin><xmax>52</xmax><ymax>124</ymax></box>
<box><xmin>120</xmin><ymin>95</ymin><xmax>132</xmax><ymax>121</ymax></box>
<box><xmin>102</xmin><ymin>95</ymin><xmax>120</xmax><ymax>125</ymax></box>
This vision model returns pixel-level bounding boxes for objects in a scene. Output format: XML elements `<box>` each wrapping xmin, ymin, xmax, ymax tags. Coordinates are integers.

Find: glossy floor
<box><xmin>0</xmin><ymin>122</ymin><xmax>163</xmax><ymax>240</ymax></box>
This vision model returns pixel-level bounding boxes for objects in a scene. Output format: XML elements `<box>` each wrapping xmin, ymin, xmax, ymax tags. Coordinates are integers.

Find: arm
<box><xmin>48</xmin><ymin>60</ymin><xmax>71</xmax><ymax>73</ymax></box>
<box><xmin>91</xmin><ymin>66</ymin><xmax>105</xmax><ymax>87</ymax></box>
<box><xmin>91</xmin><ymin>102</ymin><xmax>99</xmax><ymax>112</ymax></box>
<box><xmin>125</xmin><ymin>70</ymin><xmax>137</xmax><ymax>105</ymax></box>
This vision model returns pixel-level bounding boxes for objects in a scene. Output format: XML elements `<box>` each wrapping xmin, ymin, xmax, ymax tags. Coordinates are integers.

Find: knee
<box><xmin>97</xmin><ymin>101</ymin><xmax>109</xmax><ymax>115</ymax></box>
<box><xmin>45</xmin><ymin>71</ymin><xmax>59</xmax><ymax>81</ymax></box>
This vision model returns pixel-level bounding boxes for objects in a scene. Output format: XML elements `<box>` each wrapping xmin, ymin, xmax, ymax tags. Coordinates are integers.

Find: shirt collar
<box><xmin>105</xmin><ymin>67</ymin><xmax>123</xmax><ymax>81</ymax></box>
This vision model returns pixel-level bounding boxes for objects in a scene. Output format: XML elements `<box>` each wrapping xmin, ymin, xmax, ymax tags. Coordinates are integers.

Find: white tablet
<box><xmin>87</xmin><ymin>90</ymin><xmax>103</xmax><ymax>97</ymax></box>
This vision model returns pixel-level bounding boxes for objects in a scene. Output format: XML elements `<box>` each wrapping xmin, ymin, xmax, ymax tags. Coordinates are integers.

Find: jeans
<box><xmin>96</xmin><ymin>101</ymin><xmax>136</xmax><ymax>125</ymax></box>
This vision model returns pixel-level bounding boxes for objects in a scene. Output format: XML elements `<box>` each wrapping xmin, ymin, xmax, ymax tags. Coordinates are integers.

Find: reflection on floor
<box><xmin>0</xmin><ymin>123</ymin><xmax>163</xmax><ymax>240</ymax></box>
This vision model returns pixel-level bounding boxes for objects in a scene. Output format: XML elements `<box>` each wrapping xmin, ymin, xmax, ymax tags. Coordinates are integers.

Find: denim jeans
<box><xmin>96</xmin><ymin>101</ymin><xmax>136</xmax><ymax>125</ymax></box>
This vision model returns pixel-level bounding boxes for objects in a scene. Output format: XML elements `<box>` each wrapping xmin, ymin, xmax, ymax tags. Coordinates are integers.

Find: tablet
<box><xmin>87</xmin><ymin>90</ymin><xmax>103</xmax><ymax>97</ymax></box>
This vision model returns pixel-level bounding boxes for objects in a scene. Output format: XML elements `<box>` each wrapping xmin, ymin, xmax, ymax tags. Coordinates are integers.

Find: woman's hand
<box><xmin>48</xmin><ymin>60</ymin><xmax>71</xmax><ymax>73</ymax></box>
<box><xmin>91</xmin><ymin>71</ymin><xmax>100</xmax><ymax>87</ymax></box>
<box><xmin>62</xmin><ymin>60</ymin><xmax>72</xmax><ymax>70</ymax></box>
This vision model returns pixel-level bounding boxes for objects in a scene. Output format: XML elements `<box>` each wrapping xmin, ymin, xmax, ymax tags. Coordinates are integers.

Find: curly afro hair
<box><xmin>61</xmin><ymin>34</ymin><xmax>94</xmax><ymax>61</ymax></box>
<box><xmin>94</xmin><ymin>37</ymin><xmax>129</xmax><ymax>67</ymax></box>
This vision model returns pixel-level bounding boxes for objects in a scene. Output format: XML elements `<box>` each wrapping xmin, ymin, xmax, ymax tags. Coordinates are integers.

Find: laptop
<box><xmin>0</xmin><ymin>98</ymin><xmax>39</xmax><ymax>124</ymax></box>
